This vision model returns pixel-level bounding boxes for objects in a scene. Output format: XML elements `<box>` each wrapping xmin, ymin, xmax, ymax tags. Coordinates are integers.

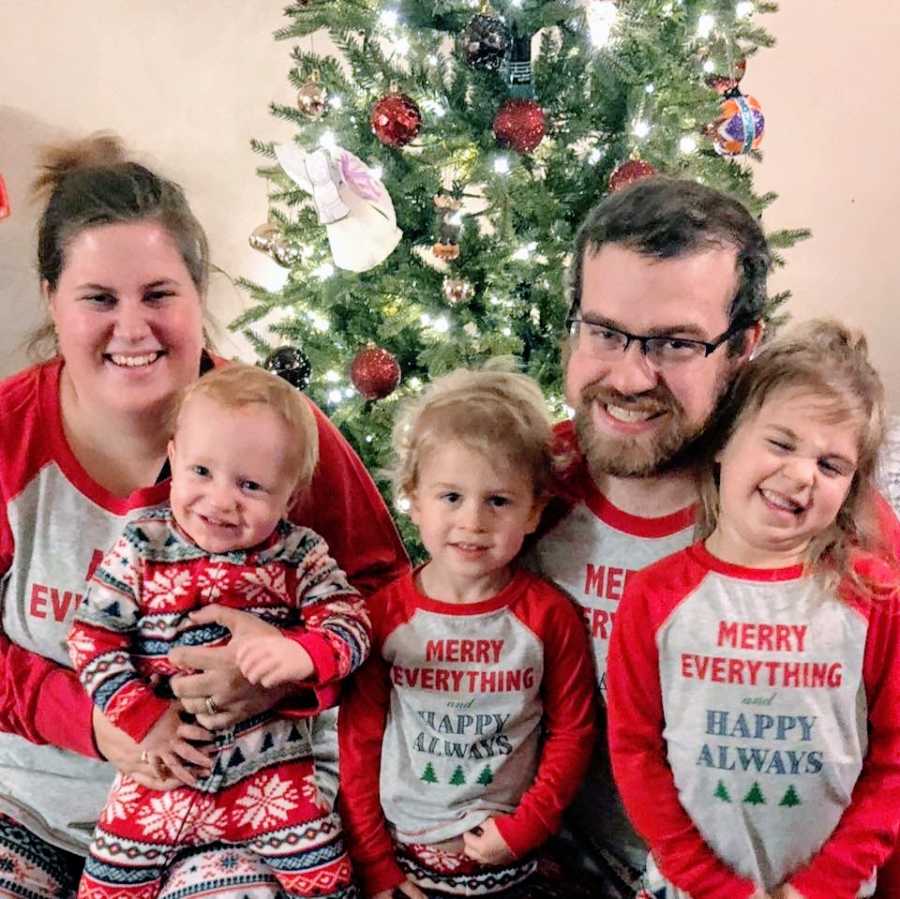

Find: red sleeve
<box><xmin>0</xmin><ymin>501</ymin><xmax>99</xmax><ymax>757</ymax></box>
<box><xmin>607</xmin><ymin>562</ymin><xmax>758</xmax><ymax>899</ymax></box>
<box><xmin>494</xmin><ymin>584</ymin><xmax>597</xmax><ymax>856</ymax></box>
<box><xmin>291</xmin><ymin>402</ymin><xmax>409</xmax><ymax>597</ymax></box>
<box><xmin>67</xmin><ymin>533</ymin><xmax>170</xmax><ymax>743</ymax></box>
<box><xmin>338</xmin><ymin>604</ymin><xmax>406</xmax><ymax>895</ymax></box>
<box><xmin>787</xmin><ymin>591</ymin><xmax>900</xmax><ymax>899</ymax></box>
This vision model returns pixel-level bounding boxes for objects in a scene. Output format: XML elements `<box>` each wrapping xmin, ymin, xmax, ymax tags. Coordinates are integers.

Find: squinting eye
<box><xmin>85</xmin><ymin>294</ymin><xmax>115</xmax><ymax>307</ymax></box>
<box><xmin>191</xmin><ymin>465</ymin><xmax>210</xmax><ymax>477</ymax></box>
<box><xmin>766</xmin><ymin>439</ymin><xmax>792</xmax><ymax>452</ymax></box>
<box><xmin>145</xmin><ymin>290</ymin><xmax>175</xmax><ymax>303</ymax></box>
<box><xmin>241</xmin><ymin>480</ymin><xmax>263</xmax><ymax>492</ymax></box>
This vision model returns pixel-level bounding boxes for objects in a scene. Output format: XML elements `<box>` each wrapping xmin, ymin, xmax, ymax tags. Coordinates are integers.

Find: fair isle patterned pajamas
<box><xmin>68</xmin><ymin>507</ymin><xmax>369</xmax><ymax>899</ymax></box>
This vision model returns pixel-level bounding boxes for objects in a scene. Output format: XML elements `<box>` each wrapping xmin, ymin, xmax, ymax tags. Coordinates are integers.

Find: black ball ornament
<box><xmin>263</xmin><ymin>346</ymin><xmax>312</xmax><ymax>391</ymax></box>
<box><xmin>461</xmin><ymin>14</ymin><xmax>510</xmax><ymax>71</ymax></box>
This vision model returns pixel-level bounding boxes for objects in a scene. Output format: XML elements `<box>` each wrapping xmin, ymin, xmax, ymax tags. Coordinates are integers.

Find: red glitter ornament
<box><xmin>493</xmin><ymin>99</ymin><xmax>546</xmax><ymax>154</ymax></box>
<box><xmin>371</xmin><ymin>93</ymin><xmax>422</xmax><ymax>148</ymax></box>
<box><xmin>350</xmin><ymin>346</ymin><xmax>401</xmax><ymax>399</ymax></box>
<box><xmin>608</xmin><ymin>158</ymin><xmax>657</xmax><ymax>192</ymax></box>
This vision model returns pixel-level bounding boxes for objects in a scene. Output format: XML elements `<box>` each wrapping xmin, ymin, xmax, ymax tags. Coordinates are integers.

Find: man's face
<box><xmin>566</xmin><ymin>242</ymin><xmax>754</xmax><ymax>479</ymax></box>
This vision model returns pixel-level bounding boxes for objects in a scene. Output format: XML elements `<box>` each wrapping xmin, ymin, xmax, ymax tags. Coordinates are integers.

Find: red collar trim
<box><xmin>689</xmin><ymin>541</ymin><xmax>805</xmax><ymax>582</ymax></box>
<box><xmin>42</xmin><ymin>358</ymin><xmax>170</xmax><ymax>514</ymax></box>
<box><xmin>585</xmin><ymin>486</ymin><xmax>696</xmax><ymax>538</ymax></box>
<box><xmin>406</xmin><ymin>565</ymin><xmax>532</xmax><ymax>616</ymax></box>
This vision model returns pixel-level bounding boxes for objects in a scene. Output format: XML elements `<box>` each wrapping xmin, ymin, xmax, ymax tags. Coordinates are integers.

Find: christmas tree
<box><xmin>476</xmin><ymin>765</ymin><xmax>494</xmax><ymax>786</ymax></box>
<box><xmin>235</xmin><ymin>0</ymin><xmax>806</xmax><ymax>549</ymax></box>
<box><xmin>449</xmin><ymin>765</ymin><xmax>467</xmax><ymax>786</ymax></box>
<box><xmin>778</xmin><ymin>784</ymin><xmax>801</xmax><ymax>807</ymax></box>
<box><xmin>742</xmin><ymin>781</ymin><xmax>766</xmax><ymax>805</ymax></box>
<box><xmin>421</xmin><ymin>761</ymin><xmax>439</xmax><ymax>783</ymax></box>
<box><xmin>713</xmin><ymin>779</ymin><xmax>731</xmax><ymax>803</ymax></box>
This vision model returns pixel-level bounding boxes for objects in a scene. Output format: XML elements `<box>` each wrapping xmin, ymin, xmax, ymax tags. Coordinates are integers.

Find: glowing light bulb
<box><xmin>325</xmin><ymin>370</ymin><xmax>339</xmax><ymax>382</ymax></box>
<box><xmin>697</xmin><ymin>13</ymin><xmax>715</xmax><ymax>38</ymax></box>
<box><xmin>588</xmin><ymin>0</ymin><xmax>618</xmax><ymax>48</ymax></box>
<box><xmin>327</xmin><ymin>389</ymin><xmax>343</xmax><ymax>404</ymax></box>
<box><xmin>493</xmin><ymin>156</ymin><xmax>511</xmax><ymax>174</ymax></box>
<box><xmin>380</xmin><ymin>9</ymin><xmax>399</xmax><ymax>29</ymax></box>
<box><xmin>736</xmin><ymin>1</ymin><xmax>754</xmax><ymax>17</ymax></box>
<box><xmin>633</xmin><ymin>120</ymin><xmax>651</xmax><ymax>139</ymax></box>
<box><xmin>319</xmin><ymin>130</ymin><xmax>337</xmax><ymax>150</ymax></box>
<box><xmin>679</xmin><ymin>135</ymin><xmax>698</xmax><ymax>154</ymax></box>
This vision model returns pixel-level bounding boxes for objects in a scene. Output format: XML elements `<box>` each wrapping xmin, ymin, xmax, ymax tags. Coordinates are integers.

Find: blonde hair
<box><xmin>390</xmin><ymin>366</ymin><xmax>555</xmax><ymax>502</ymax></box>
<box><xmin>174</xmin><ymin>364</ymin><xmax>319</xmax><ymax>493</ymax></box>
<box><xmin>28</xmin><ymin>132</ymin><xmax>209</xmax><ymax>359</ymax></box>
<box><xmin>698</xmin><ymin>319</ymin><xmax>891</xmax><ymax>593</ymax></box>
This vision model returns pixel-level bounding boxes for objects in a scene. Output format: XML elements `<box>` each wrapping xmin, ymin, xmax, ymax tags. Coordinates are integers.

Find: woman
<box><xmin>0</xmin><ymin>134</ymin><xmax>408</xmax><ymax>898</ymax></box>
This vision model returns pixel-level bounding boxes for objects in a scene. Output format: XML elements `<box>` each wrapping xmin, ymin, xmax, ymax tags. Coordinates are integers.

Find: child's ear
<box><xmin>407</xmin><ymin>490</ymin><xmax>421</xmax><ymax>526</ymax></box>
<box><xmin>524</xmin><ymin>496</ymin><xmax>547</xmax><ymax>535</ymax></box>
<box><xmin>166</xmin><ymin>438</ymin><xmax>176</xmax><ymax>466</ymax></box>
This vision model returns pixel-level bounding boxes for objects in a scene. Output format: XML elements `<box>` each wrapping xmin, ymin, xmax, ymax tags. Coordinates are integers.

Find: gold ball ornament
<box><xmin>433</xmin><ymin>242</ymin><xmax>460</xmax><ymax>262</ymax></box>
<box><xmin>442</xmin><ymin>277</ymin><xmax>474</xmax><ymax>305</ymax></box>
<box><xmin>249</xmin><ymin>222</ymin><xmax>279</xmax><ymax>254</ymax></box>
<box><xmin>296</xmin><ymin>80</ymin><xmax>328</xmax><ymax>119</ymax></box>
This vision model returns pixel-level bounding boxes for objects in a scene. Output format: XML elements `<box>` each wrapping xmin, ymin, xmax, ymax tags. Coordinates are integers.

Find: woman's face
<box><xmin>48</xmin><ymin>221</ymin><xmax>204</xmax><ymax>418</ymax></box>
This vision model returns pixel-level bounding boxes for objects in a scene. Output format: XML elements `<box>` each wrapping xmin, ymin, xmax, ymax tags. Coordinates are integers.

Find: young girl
<box><xmin>338</xmin><ymin>368</ymin><xmax>597</xmax><ymax>898</ymax></box>
<box><xmin>68</xmin><ymin>364</ymin><xmax>368</xmax><ymax>898</ymax></box>
<box><xmin>607</xmin><ymin>320</ymin><xmax>900</xmax><ymax>899</ymax></box>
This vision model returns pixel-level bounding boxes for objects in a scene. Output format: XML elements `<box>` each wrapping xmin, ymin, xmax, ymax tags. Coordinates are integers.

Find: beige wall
<box><xmin>2</xmin><ymin>1</ymin><xmax>898</xmax><ymax>408</ymax></box>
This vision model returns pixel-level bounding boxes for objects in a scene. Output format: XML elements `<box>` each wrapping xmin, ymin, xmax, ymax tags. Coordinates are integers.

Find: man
<box><xmin>533</xmin><ymin>177</ymin><xmax>900</xmax><ymax>898</ymax></box>
<box><xmin>530</xmin><ymin>177</ymin><xmax>766</xmax><ymax>897</ymax></box>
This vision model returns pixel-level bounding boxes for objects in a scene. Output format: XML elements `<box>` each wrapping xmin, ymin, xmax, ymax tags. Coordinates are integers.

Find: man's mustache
<box><xmin>579</xmin><ymin>381</ymin><xmax>683</xmax><ymax>416</ymax></box>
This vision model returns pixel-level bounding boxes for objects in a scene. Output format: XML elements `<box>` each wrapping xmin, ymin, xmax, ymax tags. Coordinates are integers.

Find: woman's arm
<box><xmin>291</xmin><ymin>401</ymin><xmax>409</xmax><ymax>595</ymax></box>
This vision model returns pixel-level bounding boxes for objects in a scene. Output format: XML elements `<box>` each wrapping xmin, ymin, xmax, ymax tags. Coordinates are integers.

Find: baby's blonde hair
<box><xmin>390</xmin><ymin>367</ymin><xmax>555</xmax><ymax>502</ymax></box>
<box><xmin>698</xmin><ymin>319</ymin><xmax>890</xmax><ymax>592</ymax></box>
<box><xmin>174</xmin><ymin>363</ymin><xmax>319</xmax><ymax>493</ymax></box>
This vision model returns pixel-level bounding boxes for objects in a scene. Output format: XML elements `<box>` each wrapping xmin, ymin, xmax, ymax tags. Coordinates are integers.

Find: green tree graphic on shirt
<box><xmin>743</xmin><ymin>782</ymin><xmax>766</xmax><ymax>805</ymax></box>
<box><xmin>477</xmin><ymin>766</ymin><xmax>494</xmax><ymax>786</ymax></box>
<box><xmin>421</xmin><ymin>762</ymin><xmax>438</xmax><ymax>785</ymax></box>
<box><xmin>713</xmin><ymin>780</ymin><xmax>731</xmax><ymax>803</ymax></box>
<box><xmin>449</xmin><ymin>765</ymin><xmax>466</xmax><ymax>786</ymax></box>
<box><xmin>779</xmin><ymin>785</ymin><xmax>801</xmax><ymax>807</ymax></box>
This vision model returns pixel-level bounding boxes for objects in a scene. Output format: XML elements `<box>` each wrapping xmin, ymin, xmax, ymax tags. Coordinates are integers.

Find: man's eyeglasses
<box><xmin>566</xmin><ymin>317</ymin><xmax>746</xmax><ymax>367</ymax></box>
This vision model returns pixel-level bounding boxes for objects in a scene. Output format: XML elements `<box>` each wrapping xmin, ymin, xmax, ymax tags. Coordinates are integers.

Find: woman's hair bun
<box><xmin>31</xmin><ymin>132</ymin><xmax>128</xmax><ymax>201</ymax></box>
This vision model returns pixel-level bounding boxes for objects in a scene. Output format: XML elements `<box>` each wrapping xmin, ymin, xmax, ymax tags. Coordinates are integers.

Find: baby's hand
<box><xmin>462</xmin><ymin>817</ymin><xmax>515</xmax><ymax>866</ymax></box>
<box><xmin>236</xmin><ymin>634</ymin><xmax>314</xmax><ymax>687</ymax></box>
<box><xmin>139</xmin><ymin>703</ymin><xmax>213</xmax><ymax>787</ymax></box>
<box><xmin>371</xmin><ymin>881</ymin><xmax>428</xmax><ymax>899</ymax></box>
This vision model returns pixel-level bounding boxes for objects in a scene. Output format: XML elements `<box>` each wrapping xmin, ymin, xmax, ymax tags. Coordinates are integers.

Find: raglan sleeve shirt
<box><xmin>607</xmin><ymin>558</ymin><xmax>759</xmax><ymax>899</ymax></box>
<box><xmin>0</xmin><ymin>503</ymin><xmax>99</xmax><ymax>756</ymax></box>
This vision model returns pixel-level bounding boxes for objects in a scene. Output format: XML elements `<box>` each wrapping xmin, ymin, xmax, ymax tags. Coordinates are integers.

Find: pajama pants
<box><xmin>0</xmin><ymin>814</ymin><xmax>283</xmax><ymax>899</ymax></box>
<box><xmin>78</xmin><ymin>714</ymin><xmax>356</xmax><ymax>899</ymax></box>
<box><xmin>395</xmin><ymin>839</ymin><xmax>536</xmax><ymax>897</ymax></box>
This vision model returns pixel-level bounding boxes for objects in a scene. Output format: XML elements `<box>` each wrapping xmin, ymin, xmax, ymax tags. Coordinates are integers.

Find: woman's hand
<box><xmin>92</xmin><ymin>706</ymin><xmax>211</xmax><ymax>790</ymax></box>
<box><xmin>138</xmin><ymin>703</ymin><xmax>214</xmax><ymax>786</ymax></box>
<box><xmin>168</xmin><ymin>605</ymin><xmax>293</xmax><ymax>730</ymax></box>
<box><xmin>462</xmin><ymin>818</ymin><xmax>515</xmax><ymax>866</ymax></box>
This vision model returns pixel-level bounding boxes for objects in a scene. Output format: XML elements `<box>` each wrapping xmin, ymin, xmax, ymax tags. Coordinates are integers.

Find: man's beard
<box><xmin>574</xmin><ymin>377</ymin><xmax>727</xmax><ymax>480</ymax></box>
